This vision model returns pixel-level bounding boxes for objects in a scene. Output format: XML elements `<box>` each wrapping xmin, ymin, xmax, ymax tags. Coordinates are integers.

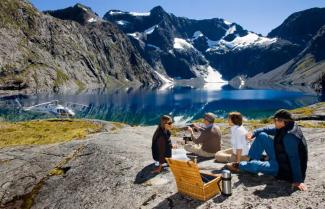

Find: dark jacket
<box><xmin>253</xmin><ymin>123</ymin><xmax>308</xmax><ymax>183</ymax></box>
<box><xmin>151</xmin><ymin>126</ymin><xmax>172</xmax><ymax>164</ymax></box>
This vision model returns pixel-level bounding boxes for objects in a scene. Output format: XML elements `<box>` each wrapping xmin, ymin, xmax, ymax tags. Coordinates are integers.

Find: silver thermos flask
<box><xmin>221</xmin><ymin>170</ymin><xmax>232</xmax><ymax>196</ymax></box>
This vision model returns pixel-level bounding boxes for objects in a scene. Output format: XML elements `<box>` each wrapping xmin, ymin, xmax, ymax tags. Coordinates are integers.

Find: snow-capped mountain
<box><xmin>2</xmin><ymin>1</ymin><xmax>325</xmax><ymax>93</ymax></box>
<box><xmin>104</xmin><ymin>6</ymin><xmax>301</xmax><ymax>81</ymax></box>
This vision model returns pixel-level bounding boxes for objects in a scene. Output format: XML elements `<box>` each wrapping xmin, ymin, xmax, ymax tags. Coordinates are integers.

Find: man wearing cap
<box><xmin>184</xmin><ymin>113</ymin><xmax>222</xmax><ymax>157</ymax></box>
<box><xmin>226</xmin><ymin>109</ymin><xmax>308</xmax><ymax>191</ymax></box>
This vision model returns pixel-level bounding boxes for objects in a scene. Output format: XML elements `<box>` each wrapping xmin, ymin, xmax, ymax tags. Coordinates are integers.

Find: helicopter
<box><xmin>15</xmin><ymin>99</ymin><xmax>88</xmax><ymax>118</ymax></box>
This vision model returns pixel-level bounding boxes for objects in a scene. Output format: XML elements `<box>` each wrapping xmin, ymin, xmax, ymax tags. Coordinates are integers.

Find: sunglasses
<box><xmin>166</xmin><ymin>122</ymin><xmax>173</xmax><ymax>125</ymax></box>
<box><xmin>273</xmin><ymin>118</ymin><xmax>292</xmax><ymax>122</ymax></box>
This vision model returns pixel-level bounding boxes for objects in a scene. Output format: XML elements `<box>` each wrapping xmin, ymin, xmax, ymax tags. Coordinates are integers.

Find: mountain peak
<box><xmin>268</xmin><ymin>7</ymin><xmax>325</xmax><ymax>45</ymax></box>
<box><xmin>150</xmin><ymin>6</ymin><xmax>166</xmax><ymax>14</ymax></box>
<box><xmin>45</xmin><ymin>4</ymin><xmax>99</xmax><ymax>25</ymax></box>
<box><xmin>74</xmin><ymin>3</ymin><xmax>91</xmax><ymax>11</ymax></box>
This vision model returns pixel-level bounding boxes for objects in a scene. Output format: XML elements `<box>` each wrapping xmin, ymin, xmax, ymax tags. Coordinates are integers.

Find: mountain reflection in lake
<box><xmin>0</xmin><ymin>85</ymin><xmax>322</xmax><ymax>125</ymax></box>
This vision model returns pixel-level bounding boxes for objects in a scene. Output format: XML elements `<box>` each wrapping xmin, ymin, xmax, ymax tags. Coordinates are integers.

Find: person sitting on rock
<box><xmin>226</xmin><ymin>109</ymin><xmax>308</xmax><ymax>191</ymax></box>
<box><xmin>184</xmin><ymin>113</ymin><xmax>221</xmax><ymax>158</ymax></box>
<box><xmin>151</xmin><ymin>115</ymin><xmax>173</xmax><ymax>173</ymax></box>
<box><xmin>215</xmin><ymin>112</ymin><xmax>250</xmax><ymax>163</ymax></box>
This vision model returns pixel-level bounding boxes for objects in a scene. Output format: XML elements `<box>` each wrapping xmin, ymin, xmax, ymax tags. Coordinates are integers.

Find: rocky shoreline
<box><xmin>1</xmin><ymin>105</ymin><xmax>325</xmax><ymax>209</ymax></box>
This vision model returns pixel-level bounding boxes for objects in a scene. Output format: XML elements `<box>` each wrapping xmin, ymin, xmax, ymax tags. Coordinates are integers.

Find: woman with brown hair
<box><xmin>151</xmin><ymin>115</ymin><xmax>173</xmax><ymax>173</ymax></box>
<box><xmin>215</xmin><ymin>112</ymin><xmax>250</xmax><ymax>163</ymax></box>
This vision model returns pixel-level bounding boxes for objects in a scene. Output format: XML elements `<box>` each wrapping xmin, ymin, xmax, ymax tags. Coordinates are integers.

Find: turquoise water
<box><xmin>0</xmin><ymin>85</ymin><xmax>322</xmax><ymax>125</ymax></box>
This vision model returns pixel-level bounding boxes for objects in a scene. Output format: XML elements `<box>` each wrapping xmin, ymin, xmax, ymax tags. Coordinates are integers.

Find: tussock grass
<box><xmin>290</xmin><ymin>107</ymin><xmax>315</xmax><ymax>116</ymax></box>
<box><xmin>0</xmin><ymin>119</ymin><xmax>102</xmax><ymax>148</ymax></box>
<box><xmin>192</xmin><ymin>118</ymin><xmax>227</xmax><ymax>124</ymax></box>
<box><xmin>297</xmin><ymin>121</ymin><xmax>325</xmax><ymax>128</ymax></box>
<box><xmin>112</xmin><ymin>122</ymin><xmax>126</xmax><ymax>129</ymax></box>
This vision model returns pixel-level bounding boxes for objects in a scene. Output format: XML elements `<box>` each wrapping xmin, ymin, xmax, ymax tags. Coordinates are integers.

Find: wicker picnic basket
<box><xmin>166</xmin><ymin>158</ymin><xmax>221</xmax><ymax>201</ymax></box>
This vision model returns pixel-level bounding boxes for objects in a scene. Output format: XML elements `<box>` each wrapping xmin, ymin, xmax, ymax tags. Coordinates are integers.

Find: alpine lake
<box><xmin>0</xmin><ymin>83</ymin><xmax>323</xmax><ymax>126</ymax></box>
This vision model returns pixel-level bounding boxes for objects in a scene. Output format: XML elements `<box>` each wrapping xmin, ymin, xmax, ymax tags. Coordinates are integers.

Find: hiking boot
<box><xmin>226</xmin><ymin>162</ymin><xmax>240</xmax><ymax>173</ymax></box>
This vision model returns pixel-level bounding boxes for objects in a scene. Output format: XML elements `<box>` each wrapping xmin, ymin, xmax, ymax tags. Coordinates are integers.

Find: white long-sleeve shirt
<box><xmin>231</xmin><ymin>125</ymin><xmax>250</xmax><ymax>155</ymax></box>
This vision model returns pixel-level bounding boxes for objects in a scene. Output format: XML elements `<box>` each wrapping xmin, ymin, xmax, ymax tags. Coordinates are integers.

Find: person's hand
<box><xmin>192</xmin><ymin>123</ymin><xmax>200</xmax><ymax>129</ymax></box>
<box><xmin>152</xmin><ymin>165</ymin><xmax>163</xmax><ymax>174</ymax></box>
<box><xmin>246</xmin><ymin>132</ymin><xmax>254</xmax><ymax>141</ymax></box>
<box><xmin>187</xmin><ymin>126</ymin><xmax>193</xmax><ymax>134</ymax></box>
<box><xmin>292</xmin><ymin>182</ymin><xmax>307</xmax><ymax>191</ymax></box>
<box><xmin>172</xmin><ymin>144</ymin><xmax>177</xmax><ymax>149</ymax></box>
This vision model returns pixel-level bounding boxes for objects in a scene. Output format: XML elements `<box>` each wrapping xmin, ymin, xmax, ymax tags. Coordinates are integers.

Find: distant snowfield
<box><xmin>191</xmin><ymin>30</ymin><xmax>277</xmax><ymax>53</ymax></box>
<box><xmin>108</xmin><ymin>11</ymin><xmax>124</xmax><ymax>15</ymax></box>
<box><xmin>108</xmin><ymin>10</ymin><xmax>150</xmax><ymax>16</ymax></box>
<box><xmin>225</xmin><ymin>25</ymin><xmax>237</xmax><ymax>36</ymax></box>
<box><xmin>223</xmin><ymin>20</ymin><xmax>232</xmax><ymax>25</ymax></box>
<box><xmin>173</xmin><ymin>38</ymin><xmax>194</xmax><ymax>50</ymax></box>
<box><xmin>204</xmin><ymin>66</ymin><xmax>225</xmax><ymax>83</ymax></box>
<box><xmin>223</xmin><ymin>32</ymin><xmax>277</xmax><ymax>49</ymax></box>
<box><xmin>88</xmin><ymin>18</ymin><xmax>97</xmax><ymax>23</ymax></box>
<box><xmin>144</xmin><ymin>25</ymin><xmax>158</xmax><ymax>34</ymax></box>
<box><xmin>129</xmin><ymin>12</ymin><xmax>151</xmax><ymax>16</ymax></box>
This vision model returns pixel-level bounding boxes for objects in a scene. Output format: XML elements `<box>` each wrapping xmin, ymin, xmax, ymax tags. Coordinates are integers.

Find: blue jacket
<box><xmin>253</xmin><ymin>125</ymin><xmax>308</xmax><ymax>183</ymax></box>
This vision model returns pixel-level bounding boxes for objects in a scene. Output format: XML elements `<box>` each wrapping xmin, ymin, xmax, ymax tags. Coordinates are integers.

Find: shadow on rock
<box><xmin>134</xmin><ymin>163</ymin><xmax>161</xmax><ymax>184</ymax></box>
<box><xmin>152</xmin><ymin>193</ymin><xmax>204</xmax><ymax>209</ymax></box>
<box><xmin>236</xmin><ymin>173</ymin><xmax>295</xmax><ymax>198</ymax></box>
<box><xmin>213</xmin><ymin>194</ymin><xmax>229</xmax><ymax>204</ymax></box>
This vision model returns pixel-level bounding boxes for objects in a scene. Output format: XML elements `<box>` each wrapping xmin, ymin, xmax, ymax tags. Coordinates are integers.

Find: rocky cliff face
<box><xmin>245</xmin><ymin>20</ymin><xmax>325</xmax><ymax>90</ymax></box>
<box><xmin>0</xmin><ymin>0</ymin><xmax>160</xmax><ymax>93</ymax></box>
<box><xmin>268</xmin><ymin>8</ymin><xmax>325</xmax><ymax>46</ymax></box>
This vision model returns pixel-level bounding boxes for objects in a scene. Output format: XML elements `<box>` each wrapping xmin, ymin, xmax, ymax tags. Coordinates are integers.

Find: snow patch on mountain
<box><xmin>88</xmin><ymin>18</ymin><xmax>97</xmax><ymax>23</ymax></box>
<box><xmin>202</xmin><ymin>65</ymin><xmax>226</xmax><ymax>83</ymax></box>
<box><xmin>129</xmin><ymin>12</ymin><xmax>150</xmax><ymax>16</ymax></box>
<box><xmin>108</xmin><ymin>11</ymin><xmax>124</xmax><ymax>15</ymax></box>
<box><xmin>116</xmin><ymin>20</ymin><xmax>129</xmax><ymax>25</ymax></box>
<box><xmin>155</xmin><ymin>71</ymin><xmax>173</xmax><ymax>83</ymax></box>
<box><xmin>127</xmin><ymin>32</ymin><xmax>142</xmax><ymax>41</ymax></box>
<box><xmin>206</xmin><ymin>32</ymin><xmax>277</xmax><ymax>52</ymax></box>
<box><xmin>145</xmin><ymin>25</ymin><xmax>158</xmax><ymax>34</ymax></box>
<box><xmin>173</xmin><ymin>38</ymin><xmax>194</xmax><ymax>50</ymax></box>
<box><xmin>224</xmin><ymin>20</ymin><xmax>232</xmax><ymax>25</ymax></box>
<box><xmin>108</xmin><ymin>10</ymin><xmax>150</xmax><ymax>16</ymax></box>
<box><xmin>225</xmin><ymin>25</ymin><xmax>237</xmax><ymax>36</ymax></box>
<box><xmin>223</xmin><ymin>32</ymin><xmax>277</xmax><ymax>49</ymax></box>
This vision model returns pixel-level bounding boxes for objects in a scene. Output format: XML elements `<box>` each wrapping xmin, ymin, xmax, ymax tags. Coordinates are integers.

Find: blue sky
<box><xmin>30</xmin><ymin>0</ymin><xmax>325</xmax><ymax>35</ymax></box>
